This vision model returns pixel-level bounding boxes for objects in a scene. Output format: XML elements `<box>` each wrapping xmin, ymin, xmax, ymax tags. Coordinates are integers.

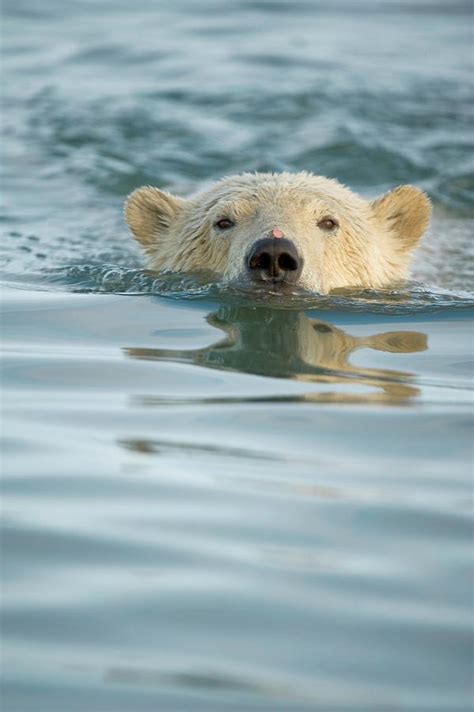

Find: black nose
<box><xmin>246</xmin><ymin>238</ymin><xmax>303</xmax><ymax>283</ymax></box>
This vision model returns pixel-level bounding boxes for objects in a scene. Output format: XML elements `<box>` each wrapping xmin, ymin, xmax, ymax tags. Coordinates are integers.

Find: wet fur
<box><xmin>125</xmin><ymin>172</ymin><xmax>431</xmax><ymax>294</ymax></box>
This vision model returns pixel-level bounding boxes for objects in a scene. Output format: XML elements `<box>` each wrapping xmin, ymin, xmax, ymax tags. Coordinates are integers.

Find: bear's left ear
<box><xmin>371</xmin><ymin>185</ymin><xmax>431</xmax><ymax>250</ymax></box>
<box><xmin>125</xmin><ymin>186</ymin><xmax>187</xmax><ymax>248</ymax></box>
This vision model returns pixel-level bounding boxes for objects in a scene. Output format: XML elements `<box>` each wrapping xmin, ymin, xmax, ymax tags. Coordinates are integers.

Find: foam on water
<box><xmin>2</xmin><ymin>264</ymin><xmax>473</xmax><ymax>314</ymax></box>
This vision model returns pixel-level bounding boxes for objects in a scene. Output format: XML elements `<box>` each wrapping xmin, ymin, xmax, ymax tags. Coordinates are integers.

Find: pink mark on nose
<box><xmin>272</xmin><ymin>228</ymin><xmax>284</xmax><ymax>239</ymax></box>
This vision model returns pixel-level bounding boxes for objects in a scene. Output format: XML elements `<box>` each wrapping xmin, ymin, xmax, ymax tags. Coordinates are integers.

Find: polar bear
<box><xmin>125</xmin><ymin>172</ymin><xmax>431</xmax><ymax>294</ymax></box>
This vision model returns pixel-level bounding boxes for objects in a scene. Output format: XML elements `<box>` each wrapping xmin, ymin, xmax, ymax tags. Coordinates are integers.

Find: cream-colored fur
<box><xmin>125</xmin><ymin>172</ymin><xmax>431</xmax><ymax>294</ymax></box>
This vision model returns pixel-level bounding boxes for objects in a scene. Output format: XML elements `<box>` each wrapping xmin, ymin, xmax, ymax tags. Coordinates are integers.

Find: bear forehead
<box><xmin>188</xmin><ymin>172</ymin><xmax>372</xmax><ymax>228</ymax></box>
<box><xmin>194</xmin><ymin>172</ymin><xmax>368</xmax><ymax>211</ymax></box>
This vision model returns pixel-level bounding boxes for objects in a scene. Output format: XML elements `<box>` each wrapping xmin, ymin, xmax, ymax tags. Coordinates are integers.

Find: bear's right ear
<box><xmin>125</xmin><ymin>186</ymin><xmax>186</xmax><ymax>247</ymax></box>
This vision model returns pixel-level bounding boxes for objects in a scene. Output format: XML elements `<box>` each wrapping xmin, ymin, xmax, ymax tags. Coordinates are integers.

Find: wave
<box><xmin>2</xmin><ymin>262</ymin><xmax>473</xmax><ymax>316</ymax></box>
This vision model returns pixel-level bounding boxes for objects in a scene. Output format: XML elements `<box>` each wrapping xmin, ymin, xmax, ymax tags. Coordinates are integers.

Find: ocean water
<box><xmin>1</xmin><ymin>1</ymin><xmax>473</xmax><ymax>710</ymax></box>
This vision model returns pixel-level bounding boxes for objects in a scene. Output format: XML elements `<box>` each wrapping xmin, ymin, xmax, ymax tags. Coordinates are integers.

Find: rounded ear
<box><xmin>371</xmin><ymin>185</ymin><xmax>432</xmax><ymax>249</ymax></box>
<box><xmin>124</xmin><ymin>186</ymin><xmax>186</xmax><ymax>247</ymax></box>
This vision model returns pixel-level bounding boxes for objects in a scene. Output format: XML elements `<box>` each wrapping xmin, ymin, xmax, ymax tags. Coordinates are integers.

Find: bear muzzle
<box><xmin>246</xmin><ymin>237</ymin><xmax>303</xmax><ymax>284</ymax></box>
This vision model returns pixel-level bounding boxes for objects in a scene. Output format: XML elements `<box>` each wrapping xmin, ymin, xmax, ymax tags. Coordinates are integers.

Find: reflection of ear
<box><xmin>124</xmin><ymin>186</ymin><xmax>186</xmax><ymax>248</ymax></box>
<box><xmin>367</xmin><ymin>331</ymin><xmax>428</xmax><ymax>353</ymax></box>
<box><xmin>124</xmin><ymin>347</ymin><xmax>170</xmax><ymax>361</ymax></box>
<box><xmin>371</xmin><ymin>185</ymin><xmax>431</xmax><ymax>250</ymax></box>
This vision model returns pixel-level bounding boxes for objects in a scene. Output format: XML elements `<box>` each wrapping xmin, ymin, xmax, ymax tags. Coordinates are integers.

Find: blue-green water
<box><xmin>1</xmin><ymin>2</ymin><xmax>473</xmax><ymax>710</ymax></box>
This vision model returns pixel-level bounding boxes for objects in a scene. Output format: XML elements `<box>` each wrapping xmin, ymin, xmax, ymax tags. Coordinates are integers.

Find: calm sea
<box><xmin>1</xmin><ymin>1</ymin><xmax>473</xmax><ymax>710</ymax></box>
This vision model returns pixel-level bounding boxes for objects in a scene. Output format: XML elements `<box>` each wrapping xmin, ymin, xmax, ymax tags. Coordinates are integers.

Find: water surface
<box><xmin>1</xmin><ymin>1</ymin><xmax>473</xmax><ymax>710</ymax></box>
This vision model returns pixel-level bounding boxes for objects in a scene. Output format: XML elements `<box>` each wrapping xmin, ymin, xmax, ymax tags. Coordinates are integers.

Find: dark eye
<box><xmin>318</xmin><ymin>217</ymin><xmax>339</xmax><ymax>232</ymax></box>
<box><xmin>215</xmin><ymin>218</ymin><xmax>235</xmax><ymax>230</ymax></box>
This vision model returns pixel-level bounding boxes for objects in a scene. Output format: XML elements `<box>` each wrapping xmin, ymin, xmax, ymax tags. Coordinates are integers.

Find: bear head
<box><xmin>125</xmin><ymin>172</ymin><xmax>431</xmax><ymax>294</ymax></box>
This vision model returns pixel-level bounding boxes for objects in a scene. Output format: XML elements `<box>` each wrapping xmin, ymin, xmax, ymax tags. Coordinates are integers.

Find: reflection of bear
<box><xmin>126</xmin><ymin>307</ymin><xmax>428</xmax><ymax>404</ymax></box>
<box><xmin>125</xmin><ymin>172</ymin><xmax>431</xmax><ymax>293</ymax></box>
